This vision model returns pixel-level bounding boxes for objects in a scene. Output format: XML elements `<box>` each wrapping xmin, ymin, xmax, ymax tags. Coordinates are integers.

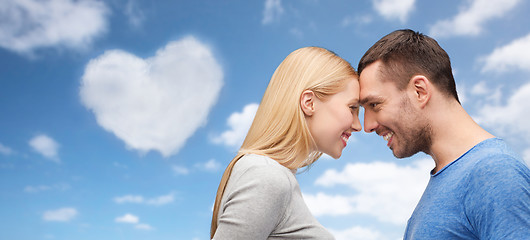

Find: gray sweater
<box><xmin>213</xmin><ymin>154</ymin><xmax>334</xmax><ymax>240</ymax></box>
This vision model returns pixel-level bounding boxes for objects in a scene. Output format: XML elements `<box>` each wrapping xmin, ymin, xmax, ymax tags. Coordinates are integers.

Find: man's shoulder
<box><xmin>460</xmin><ymin>139</ymin><xmax>530</xmax><ymax>240</ymax></box>
<box><xmin>464</xmin><ymin>138</ymin><xmax>528</xmax><ymax>173</ymax></box>
<box><xmin>462</xmin><ymin>140</ymin><xmax>530</xmax><ymax>200</ymax></box>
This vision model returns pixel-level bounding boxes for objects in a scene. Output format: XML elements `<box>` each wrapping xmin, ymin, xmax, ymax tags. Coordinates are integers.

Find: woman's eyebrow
<box><xmin>359</xmin><ymin>95</ymin><xmax>383</xmax><ymax>106</ymax></box>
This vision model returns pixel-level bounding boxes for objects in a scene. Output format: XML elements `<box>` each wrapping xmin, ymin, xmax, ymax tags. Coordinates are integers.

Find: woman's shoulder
<box><xmin>231</xmin><ymin>154</ymin><xmax>296</xmax><ymax>189</ymax></box>
<box><xmin>236</xmin><ymin>154</ymin><xmax>291</xmax><ymax>172</ymax></box>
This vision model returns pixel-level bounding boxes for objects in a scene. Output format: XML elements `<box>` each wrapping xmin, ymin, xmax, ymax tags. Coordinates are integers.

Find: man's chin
<box><xmin>391</xmin><ymin>148</ymin><xmax>417</xmax><ymax>159</ymax></box>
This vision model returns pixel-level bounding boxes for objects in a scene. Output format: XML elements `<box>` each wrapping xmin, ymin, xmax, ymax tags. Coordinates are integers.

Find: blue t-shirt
<box><xmin>404</xmin><ymin>138</ymin><xmax>530</xmax><ymax>239</ymax></box>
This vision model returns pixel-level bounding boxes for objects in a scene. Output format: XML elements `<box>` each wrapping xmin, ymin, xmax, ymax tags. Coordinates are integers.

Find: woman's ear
<box><xmin>300</xmin><ymin>90</ymin><xmax>316</xmax><ymax>116</ymax></box>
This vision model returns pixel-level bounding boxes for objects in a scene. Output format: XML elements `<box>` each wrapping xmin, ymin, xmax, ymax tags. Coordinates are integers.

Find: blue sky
<box><xmin>1</xmin><ymin>0</ymin><xmax>529</xmax><ymax>239</ymax></box>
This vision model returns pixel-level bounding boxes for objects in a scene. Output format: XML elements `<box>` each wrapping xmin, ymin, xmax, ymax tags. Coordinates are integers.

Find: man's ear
<box><xmin>410</xmin><ymin>75</ymin><xmax>431</xmax><ymax>108</ymax></box>
<box><xmin>300</xmin><ymin>90</ymin><xmax>316</xmax><ymax>116</ymax></box>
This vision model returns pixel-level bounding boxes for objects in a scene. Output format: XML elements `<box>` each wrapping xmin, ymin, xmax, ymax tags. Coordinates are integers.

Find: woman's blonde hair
<box><xmin>210</xmin><ymin>47</ymin><xmax>357</xmax><ymax>238</ymax></box>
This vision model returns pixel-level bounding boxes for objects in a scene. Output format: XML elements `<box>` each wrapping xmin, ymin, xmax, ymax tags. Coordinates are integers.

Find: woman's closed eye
<box><xmin>350</xmin><ymin>105</ymin><xmax>360</xmax><ymax>114</ymax></box>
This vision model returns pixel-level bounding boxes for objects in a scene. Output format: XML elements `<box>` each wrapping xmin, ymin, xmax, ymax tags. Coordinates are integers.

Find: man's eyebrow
<box><xmin>359</xmin><ymin>96</ymin><xmax>383</xmax><ymax>106</ymax></box>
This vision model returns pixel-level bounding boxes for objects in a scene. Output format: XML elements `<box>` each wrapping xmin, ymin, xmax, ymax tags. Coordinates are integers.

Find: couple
<box><xmin>210</xmin><ymin>29</ymin><xmax>530</xmax><ymax>239</ymax></box>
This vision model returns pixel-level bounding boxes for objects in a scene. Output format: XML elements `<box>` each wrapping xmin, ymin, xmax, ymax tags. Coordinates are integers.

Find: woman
<box><xmin>211</xmin><ymin>47</ymin><xmax>361</xmax><ymax>239</ymax></box>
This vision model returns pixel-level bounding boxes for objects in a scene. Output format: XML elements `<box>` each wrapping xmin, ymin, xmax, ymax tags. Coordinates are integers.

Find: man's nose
<box><xmin>363</xmin><ymin>111</ymin><xmax>377</xmax><ymax>133</ymax></box>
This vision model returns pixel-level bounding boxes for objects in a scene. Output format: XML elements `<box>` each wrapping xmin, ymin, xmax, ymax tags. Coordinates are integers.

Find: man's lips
<box><xmin>382</xmin><ymin>131</ymin><xmax>394</xmax><ymax>147</ymax></box>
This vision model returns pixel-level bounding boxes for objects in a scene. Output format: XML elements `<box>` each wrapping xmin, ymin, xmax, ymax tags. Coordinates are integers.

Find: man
<box><xmin>357</xmin><ymin>29</ymin><xmax>530</xmax><ymax>239</ymax></box>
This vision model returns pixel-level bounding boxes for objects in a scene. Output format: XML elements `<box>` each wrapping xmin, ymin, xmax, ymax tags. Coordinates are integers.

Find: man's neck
<box><xmin>427</xmin><ymin>103</ymin><xmax>495</xmax><ymax>174</ymax></box>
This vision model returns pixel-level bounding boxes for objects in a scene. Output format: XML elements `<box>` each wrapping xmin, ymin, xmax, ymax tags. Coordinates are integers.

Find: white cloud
<box><xmin>113</xmin><ymin>195</ymin><xmax>144</xmax><ymax>204</ymax></box>
<box><xmin>204</xmin><ymin>159</ymin><xmax>220</xmax><ymax>171</ymax></box>
<box><xmin>212</xmin><ymin>103</ymin><xmax>258</xmax><ymax>149</ymax></box>
<box><xmin>303</xmin><ymin>193</ymin><xmax>354</xmax><ymax>216</ymax></box>
<box><xmin>0</xmin><ymin>0</ymin><xmax>109</xmax><ymax>55</ymax></box>
<box><xmin>172</xmin><ymin>165</ymin><xmax>190</xmax><ymax>175</ymax></box>
<box><xmin>470</xmin><ymin>81</ymin><xmax>489</xmax><ymax>95</ymax></box>
<box><xmin>145</xmin><ymin>192</ymin><xmax>175</xmax><ymax>206</ymax></box>
<box><xmin>113</xmin><ymin>162</ymin><xmax>128</xmax><ymax>169</ymax></box>
<box><xmin>342</xmin><ymin>15</ymin><xmax>373</xmax><ymax>27</ymax></box>
<box><xmin>24</xmin><ymin>183</ymin><xmax>70</xmax><ymax>193</ymax></box>
<box><xmin>115</xmin><ymin>213</ymin><xmax>153</xmax><ymax>230</ymax></box>
<box><xmin>467</xmin><ymin>81</ymin><xmax>502</xmax><ymax>105</ymax></box>
<box><xmin>44</xmin><ymin>234</ymin><xmax>55</xmax><ymax>239</ymax></box>
<box><xmin>135</xmin><ymin>223</ymin><xmax>153</xmax><ymax>230</ymax></box>
<box><xmin>0</xmin><ymin>143</ymin><xmax>13</xmax><ymax>155</ymax></box>
<box><xmin>309</xmin><ymin>159</ymin><xmax>432</xmax><ymax>225</ymax></box>
<box><xmin>29</xmin><ymin>134</ymin><xmax>60</xmax><ymax>162</ymax></box>
<box><xmin>480</xmin><ymin>33</ymin><xmax>530</xmax><ymax>73</ymax></box>
<box><xmin>26</xmin><ymin>185</ymin><xmax>51</xmax><ymax>193</ymax></box>
<box><xmin>113</xmin><ymin>192</ymin><xmax>174</xmax><ymax>206</ymax></box>
<box><xmin>262</xmin><ymin>0</ymin><xmax>284</xmax><ymax>25</ymax></box>
<box><xmin>80</xmin><ymin>36</ymin><xmax>223</xmax><ymax>157</ymax></box>
<box><xmin>289</xmin><ymin>28</ymin><xmax>304</xmax><ymax>38</ymax></box>
<box><xmin>115</xmin><ymin>213</ymin><xmax>139</xmax><ymax>224</ymax></box>
<box><xmin>43</xmin><ymin>207</ymin><xmax>77</xmax><ymax>222</ymax></box>
<box><xmin>372</xmin><ymin>0</ymin><xmax>416</xmax><ymax>24</ymax></box>
<box><xmin>429</xmin><ymin>0</ymin><xmax>521</xmax><ymax>38</ymax></box>
<box><xmin>124</xmin><ymin>0</ymin><xmax>145</xmax><ymax>28</ymax></box>
<box><xmin>330</xmin><ymin>226</ymin><xmax>385</xmax><ymax>240</ymax></box>
<box><xmin>475</xmin><ymin>82</ymin><xmax>530</xmax><ymax>144</ymax></box>
<box><xmin>195</xmin><ymin>159</ymin><xmax>221</xmax><ymax>172</ymax></box>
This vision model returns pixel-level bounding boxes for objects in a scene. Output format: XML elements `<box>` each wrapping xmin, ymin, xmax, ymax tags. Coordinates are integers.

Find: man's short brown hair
<box><xmin>358</xmin><ymin>29</ymin><xmax>460</xmax><ymax>103</ymax></box>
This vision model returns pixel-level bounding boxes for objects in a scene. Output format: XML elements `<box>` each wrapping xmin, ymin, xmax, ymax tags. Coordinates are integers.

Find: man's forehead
<box><xmin>359</xmin><ymin>63</ymin><xmax>383</xmax><ymax>96</ymax></box>
<box><xmin>359</xmin><ymin>61</ymin><xmax>401</xmax><ymax>93</ymax></box>
<box><xmin>359</xmin><ymin>61</ymin><xmax>383</xmax><ymax>83</ymax></box>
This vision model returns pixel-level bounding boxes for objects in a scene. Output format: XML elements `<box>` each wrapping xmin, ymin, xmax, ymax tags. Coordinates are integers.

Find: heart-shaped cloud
<box><xmin>80</xmin><ymin>36</ymin><xmax>223</xmax><ymax>157</ymax></box>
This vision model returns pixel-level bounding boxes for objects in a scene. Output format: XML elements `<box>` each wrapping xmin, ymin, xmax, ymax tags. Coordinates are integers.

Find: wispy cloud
<box><xmin>480</xmin><ymin>33</ymin><xmax>530</xmax><ymax>73</ymax></box>
<box><xmin>135</xmin><ymin>223</ymin><xmax>154</xmax><ymax>230</ymax></box>
<box><xmin>115</xmin><ymin>213</ymin><xmax>139</xmax><ymax>223</ymax></box>
<box><xmin>113</xmin><ymin>195</ymin><xmax>144</xmax><ymax>204</ymax></box>
<box><xmin>115</xmin><ymin>213</ymin><xmax>153</xmax><ymax>230</ymax></box>
<box><xmin>124</xmin><ymin>0</ymin><xmax>145</xmax><ymax>28</ymax></box>
<box><xmin>113</xmin><ymin>192</ymin><xmax>175</xmax><ymax>206</ymax></box>
<box><xmin>342</xmin><ymin>15</ymin><xmax>373</xmax><ymax>27</ymax></box>
<box><xmin>372</xmin><ymin>0</ymin><xmax>416</xmax><ymax>24</ymax></box>
<box><xmin>145</xmin><ymin>193</ymin><xmax>175</xmax><ymax>206</ymax></box>
<box><xmin>303</xmin><ymin>193</ymin><xmax>354</xmax><ymax>216</ymax></box>
<box><xmin>29</xmin><ymin>135</ymin><xmax>60</xmax><ymax>163</ymax></box>
<box><xmin>113</xmin><ymin>162</ymin><xmax>128</xmax><ymax>169</ymax></box>
<box><xmin>195</xmin><ymin>159</ymin><xmax>221</xmax><ymax>172</ymax></box>
<box><xmin>43</xmin><ymin>207</ymin><xmax>77</xmax><ymax>222</ymax></box>
<box><xmin>429</xmin><ymin>0</ymin><xmax>521</xmax><ymax>38</ymax></box>
<box><xmin>306</xmin><ymin>158</ymin><xmax>432</xmax><ymax>225</ymax></box>
<box><xmin>462</xmin><ymin>81</ymin><xmax>503</xmax><ymax>107</ymax></box>
<box><xmin>475</xmin><ymin>82</ymin><xmax>530</xmax><ymax>144</ymax></box>
<box><xmin>211</xmin><ymin>103</ymin><xmax>258</xmax><ymax>149</ymax></box>
<box><xmin>80</xmin><ymin>36</ymin><xmax>223</xmax><ymax>157</ymax></box>
<box><xmin>172</xmin><ymin>165</ymin><xmax>190</xmax><ymax>175</ymax></box>
<box><xmin>262</xmin><ymin>0</ymin><xmax>284</xmax><ymax>25</ymax></box>
<box><xmin>0</xmin><ymin>0</ymin><xmax>109</xmax><ymax>55</ymax></box>
<box><xmin>0</xmin><ymin>143</ymin><xmax>13</xmax><ymax>155</ymax></box>
<box><xmin>24</xmin><ymin>183</ymin><xmax>70</xmax><ymax>193</ymax></box>
<box><xmin>330</xmin><ymin>226</ymin><xmax>385</xmax><ymax>240</ymax></box>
